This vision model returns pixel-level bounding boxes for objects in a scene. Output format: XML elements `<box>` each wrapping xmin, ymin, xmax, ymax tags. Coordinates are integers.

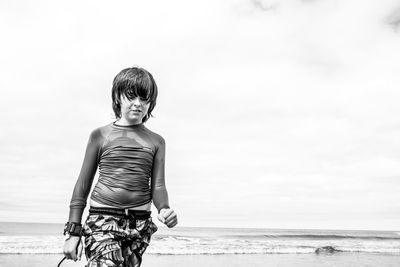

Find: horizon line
<box><xmin>0</xmin><ymin>221</ymin><xmax>398</xmax><ymax>232</ymax></box>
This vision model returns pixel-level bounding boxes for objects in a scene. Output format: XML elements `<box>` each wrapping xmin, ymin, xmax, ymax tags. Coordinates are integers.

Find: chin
<box><xmin>128</xmin><ymin>117</ymin><xmax>143</xmax><ymax>123</ymax></box>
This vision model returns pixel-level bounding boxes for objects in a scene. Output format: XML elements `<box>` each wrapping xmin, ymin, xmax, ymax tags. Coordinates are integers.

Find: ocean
<box><xmin>0</xmin><ymin>222</ymin><xmax>399</xmax><ymax>255</ymax></box>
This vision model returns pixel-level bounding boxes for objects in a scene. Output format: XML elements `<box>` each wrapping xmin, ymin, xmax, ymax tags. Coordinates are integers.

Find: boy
<box><xmin>63</xmin><ymin>67</ymin><xmax>178</xmax><ymax>267</ymax></box>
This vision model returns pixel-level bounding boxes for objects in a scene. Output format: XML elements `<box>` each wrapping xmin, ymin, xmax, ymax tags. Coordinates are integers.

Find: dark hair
<box><xmin>111</xmin><ymin>67</ymin><xmax>158</xmax><ymax>122</ymax></box>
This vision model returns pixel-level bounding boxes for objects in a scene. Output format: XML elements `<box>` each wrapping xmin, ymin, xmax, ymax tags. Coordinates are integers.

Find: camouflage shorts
<box><xmin>83</xmin><ymin>208</ymin><xmax>158</xmax><ymax>267</ymax></box>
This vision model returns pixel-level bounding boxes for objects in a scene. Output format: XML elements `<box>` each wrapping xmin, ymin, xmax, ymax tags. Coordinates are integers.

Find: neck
<box><xmin>115</xmin><ymin>118</ymin><xmax>142</xmax><ymax>126</ymax></box>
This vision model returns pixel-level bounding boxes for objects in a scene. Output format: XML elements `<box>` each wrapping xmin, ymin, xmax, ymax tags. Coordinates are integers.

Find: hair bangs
<box><xmin>123</xmin><ymin>76</ymin><xmax>156</xmax><ymax>103</ymax></box>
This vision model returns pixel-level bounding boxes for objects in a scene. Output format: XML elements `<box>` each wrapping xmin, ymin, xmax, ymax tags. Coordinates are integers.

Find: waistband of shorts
<box><xmin>89</xmin><ymin>206</ymin><xmax>152</xmax><ymax>219</ymax></box>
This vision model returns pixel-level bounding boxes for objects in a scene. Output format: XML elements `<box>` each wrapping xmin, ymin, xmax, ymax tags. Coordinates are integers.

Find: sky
<box><xmin>1</xmin><ymin>0</ymin><xmax>400</xmax><ymax>231</ymax></box>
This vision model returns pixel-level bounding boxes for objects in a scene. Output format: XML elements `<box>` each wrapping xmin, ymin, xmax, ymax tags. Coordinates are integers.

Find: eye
<box><xmin>140</xmin><ymin>97</ymin><xmax>150</xmax><ymax>103</ymax></box>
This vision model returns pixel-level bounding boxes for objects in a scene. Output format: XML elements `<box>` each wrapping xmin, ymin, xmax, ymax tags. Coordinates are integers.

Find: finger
<box><xmin>163</xmin><ymin>209</ymin><xmax>174</xmax><ymax>217</ymax></box>
<box><xmin>71</xmin><ymin>250</ymin><xmax>77</xmax><ymax>261</ymax></box>
<box><xmin>164</xmin><ymin>212</ymin><xmax>177</xmax><ymax>223</ymax></box>
<box><xmin>166</xmin><ymin>217</ymin><xmax>178</xmax><ymax>228</ymax></box>
<box><xmin>157</xmin><ymin>213</ymin><xmax>165</xmax><ymax>223</ymax></box>
<box><xmin>167</xmin><ymin>220</ymin><xmax>178</xmax><ymax>228</ymax></box>
<box><xmin>64</xmin><ymin>249</ymin><xmax>73</xmax><ymax>260</ymax></box>
<box><xmin>64</xmin><ymin>252</ymin><xmax>70</xmax><ymax>260</ymax></box>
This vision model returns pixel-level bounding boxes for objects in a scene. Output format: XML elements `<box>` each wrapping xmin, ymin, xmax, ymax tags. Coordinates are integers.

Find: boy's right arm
<box><xmin>68</xmin><ymin>129</ymin><xmax>102</xmax><ymax>223</ymax></box>
<box><xmin>64</xmin><ymin>129</ymin><xmax>101</xmax><ymax>261</ymax></box>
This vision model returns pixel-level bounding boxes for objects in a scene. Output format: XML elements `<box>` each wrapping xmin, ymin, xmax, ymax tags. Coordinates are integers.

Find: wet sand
<box><xmin>0</xmin><ymin>253</ymin><xmax>399</xmax><ymax>267</ymax></box>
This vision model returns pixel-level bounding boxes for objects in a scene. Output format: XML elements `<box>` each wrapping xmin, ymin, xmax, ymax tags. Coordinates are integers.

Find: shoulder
<box><xmin>143</xmin><ymin>126</ymin><xmax>165</xmax><ymax>148</ymax></box>
<box><xmin>88</xmin><ymin>123</ymin><xmax>113</xmax><ymax>144</ymax></box>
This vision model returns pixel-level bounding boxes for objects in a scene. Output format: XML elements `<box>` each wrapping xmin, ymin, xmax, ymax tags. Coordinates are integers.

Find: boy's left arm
<box><xmin>151</xmin><ymin>136</ymin><xmax>178</xmax><ymax>228</ymax></box>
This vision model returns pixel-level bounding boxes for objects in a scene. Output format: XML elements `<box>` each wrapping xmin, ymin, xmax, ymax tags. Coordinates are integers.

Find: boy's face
<box><xmin>119</xmin><ymin>95</ymin><xmax>150</xmax><ymax>124</ymax></box>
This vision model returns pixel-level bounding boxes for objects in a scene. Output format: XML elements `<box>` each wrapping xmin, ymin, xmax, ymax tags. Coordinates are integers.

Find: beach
<box><xmin>1</xmin><ymin>253</ymin><xmax>400</xmax><ymax>267</ymax></box>
<box><xmin>0</xmin><ymin>222</ymin><xmax>399</xmax><ymax>266</ymax></box>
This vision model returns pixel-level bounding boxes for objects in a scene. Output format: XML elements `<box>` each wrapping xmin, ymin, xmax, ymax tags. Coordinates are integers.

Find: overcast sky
<box><xmin>1</xmin><ymin>0</ymin><xmax>400</xmax><ymax>231</ymax></box>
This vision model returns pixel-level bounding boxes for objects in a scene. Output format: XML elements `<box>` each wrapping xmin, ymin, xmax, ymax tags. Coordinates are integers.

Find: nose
<box><xmin>132</xmin><ymin>97</ymin><xmax>142</xmax><ymax>107</ymax></box>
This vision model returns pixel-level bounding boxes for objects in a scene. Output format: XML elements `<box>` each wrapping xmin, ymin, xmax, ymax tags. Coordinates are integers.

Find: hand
<box><xmin>63</xmin><ymin>235</ymin><xmax>83</xmax><ymax>261</ymax></box>
<box><xmin>157</xmin><ymin>208</ymin><xmax>178</xmax><ymax>228</ymax></box>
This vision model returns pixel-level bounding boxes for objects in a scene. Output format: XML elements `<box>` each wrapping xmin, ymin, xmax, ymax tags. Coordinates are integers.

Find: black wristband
<box><xmin>63</xmin><ymin>222</ymin><xmax>83</xmax><ymax>236</ymax></box>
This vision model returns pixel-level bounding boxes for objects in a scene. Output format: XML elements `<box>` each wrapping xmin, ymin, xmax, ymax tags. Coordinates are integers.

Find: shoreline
<box><xmin>1</xmin><ymin>253</ymin><xmax>400</xmax><ymax>267</ymax></box>
<box><xmin>1</xmin><ymin>251</ymin><xmax>400</xmax><ymax>256</ymax></box>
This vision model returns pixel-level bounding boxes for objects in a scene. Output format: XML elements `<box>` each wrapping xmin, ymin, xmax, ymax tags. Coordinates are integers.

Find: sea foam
<box><xmin>0</xmin><ymin>232</ymin><xmax>399</xmax><ymax>255</ymax></box>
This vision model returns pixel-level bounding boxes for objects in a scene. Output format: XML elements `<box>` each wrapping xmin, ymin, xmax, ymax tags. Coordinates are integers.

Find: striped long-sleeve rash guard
<box><xmin>68</xmin><ymin>122</ymin><xmax>169</xmax><ymax>223</ymax></box>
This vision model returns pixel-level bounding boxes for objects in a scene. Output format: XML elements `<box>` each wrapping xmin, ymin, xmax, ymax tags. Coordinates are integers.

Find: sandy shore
<box><xmin>0</xmin><ymin>253</ymin><xmax>399</xmax><ymax>267</ymax></box>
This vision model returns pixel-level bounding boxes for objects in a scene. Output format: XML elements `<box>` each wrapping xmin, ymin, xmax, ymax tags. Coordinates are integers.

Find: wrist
<box><xmin>63</xmin><ymin>222</ymin><xmax>83</xmax><ymax>237</ymax></box>
<box><xmin>158</xmin><ymin>206</ymin><xmax>170</xmax><ymax>214</ymax></box>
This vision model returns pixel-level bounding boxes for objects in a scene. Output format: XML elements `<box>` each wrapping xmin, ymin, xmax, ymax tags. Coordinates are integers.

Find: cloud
<box><xmin>251</xmin><ymin>0</ymin><xmax>279</xmax><ymax>11</ymax></box>
<box><xmin>1</xmin><ymin>0</ymin><xmax>400</xmax><ymax>229</ymax></box>
<box><xmin>386</xmin><ymin>6</ymin><xmax>400</xmax><ymax>30</ymax></box>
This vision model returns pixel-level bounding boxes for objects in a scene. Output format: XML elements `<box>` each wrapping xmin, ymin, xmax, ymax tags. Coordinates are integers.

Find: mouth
<box><xmin>131</xmin><ymin>110</ymin><xmax>142</xmax><ymax>113</ymax></box>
